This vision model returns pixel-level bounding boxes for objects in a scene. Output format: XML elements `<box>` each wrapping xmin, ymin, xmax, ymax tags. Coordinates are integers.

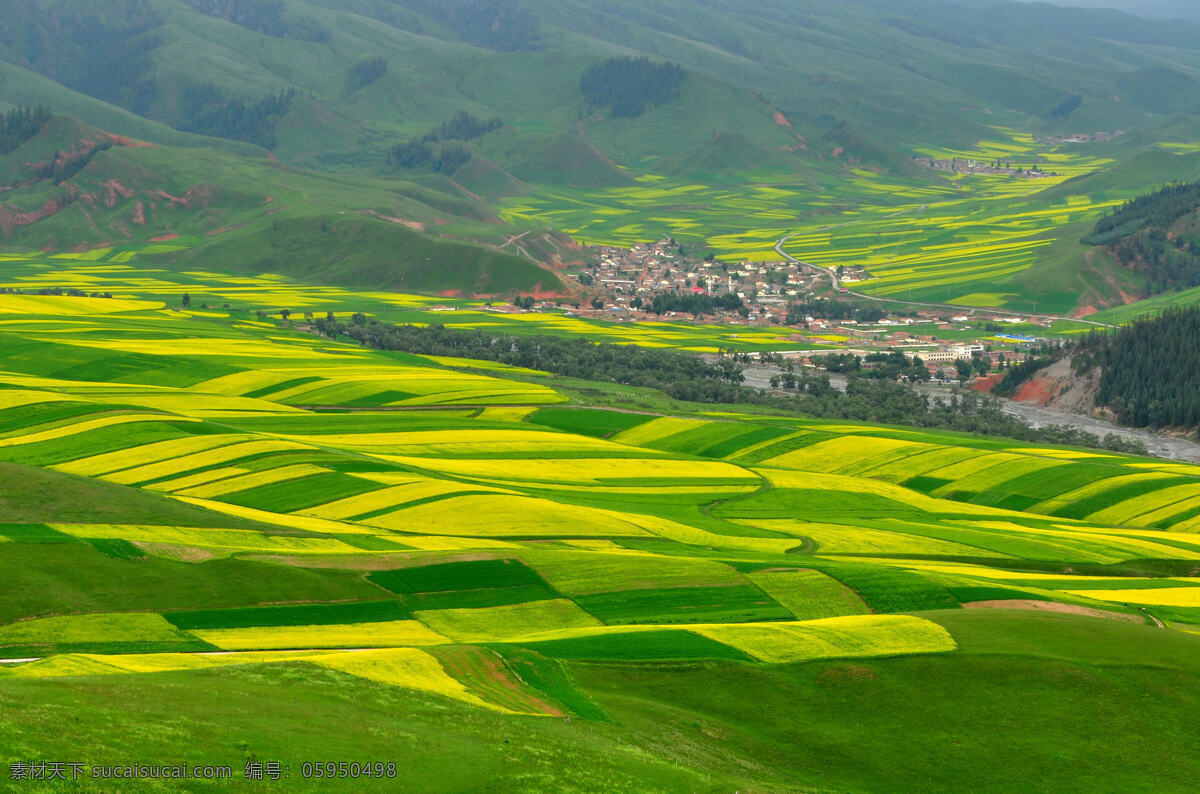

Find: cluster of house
<box><xmin>572</xmin><ymin>239</ymin><xmax>821</xmax><ymax>314</ymax></box>
<box><xmin>913</xmin><ymin>156</ymin><xmax>1058</xmax><ymax>178</ymax></box>
<box><xmin>1039</xmin><ymin>131</ymin><xmax>1121</xmax><ymax>145</ymax></box>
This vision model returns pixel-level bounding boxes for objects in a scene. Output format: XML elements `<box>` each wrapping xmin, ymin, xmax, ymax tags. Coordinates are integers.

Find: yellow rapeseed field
<box><xmin>0</xmin><ymin>613</ymin><xmax>191</xmax><ymax>645</ymax></box>
<box><xmin>193</xmin><ymin>620</ymin><xmax>451</xmax><ymax>650</ymax></box>
<box><xmin>414</xmin><ymin>600</ymin><xmax>603</xmax><ymax>643</ymax></box>
<box><xmin>690</xmin><ymin>615</ymin><xmax>957</xmax><ymax>663</ymax></box>
<box><xmin>1066</xmin><ymin>587</ymin><xmax>1200</xmax><ymax>607</ymax></box>
<box><xmin>308</xmin><ymin>648</ymin><xmax>511</xmax><ymax>712</ymax></box>
<box><xmin>364</xmin><ymin>494</ymin><xmax>655</xmax><ymax>537</ymax></box>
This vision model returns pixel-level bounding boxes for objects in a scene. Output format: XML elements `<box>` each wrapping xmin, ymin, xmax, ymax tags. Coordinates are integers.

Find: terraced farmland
<box><xmin>2</xmin><ymin>264</ymin><xmax>1200</xmax><ymax>791</ymax></box>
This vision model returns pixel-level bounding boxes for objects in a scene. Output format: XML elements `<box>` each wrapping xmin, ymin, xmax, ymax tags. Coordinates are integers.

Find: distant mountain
<box><xmin>1005</xmin><ymin>1</ymin><xmax>1200</xmax><ymax>24</ymax></box>
<box><xmin>3</xmin><ymin>0</ymin><xmax>1200</xmax><ymax>182</ymax></box>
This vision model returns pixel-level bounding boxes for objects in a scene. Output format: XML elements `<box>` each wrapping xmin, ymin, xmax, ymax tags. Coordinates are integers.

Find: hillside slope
<box><xmin>0</xmin><ymin>114</ymin><xmax>560</xmax><ymax>295</ymax></box>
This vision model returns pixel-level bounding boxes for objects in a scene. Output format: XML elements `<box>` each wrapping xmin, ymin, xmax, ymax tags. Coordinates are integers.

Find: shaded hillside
<box><xmin>1074</xmin><ymin>307</ymin><xmax>1200</xmax><ymax>428</ymax></box>
<box><xmin>1083</xmin><ymin>180</ymin><xmax>1200</xmax><ymax>293</ymax></box>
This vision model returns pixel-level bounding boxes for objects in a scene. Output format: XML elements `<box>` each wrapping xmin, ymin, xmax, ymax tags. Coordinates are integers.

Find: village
<box><xmin>913</xmin><ymin>156</ymin><xmax>1059</xmax><ymax>178</ymax></box>
<box><xmin>482</xmin><ymin>238</ymin><xmax>1058</xmax><ymax>385</ymax></box>
<box><xmin>578</xmin><ymin>238</ymin><xmax>817</xmax><ymax>313</ymax></box>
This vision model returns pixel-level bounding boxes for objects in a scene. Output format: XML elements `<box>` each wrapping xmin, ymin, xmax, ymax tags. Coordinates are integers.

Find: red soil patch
<box><xmin>448</xmin><ymin>178</ymin><xmax>485</xmax><ymax>203</ymax></box>
<box><xmin>101</xmin><ymin>179</ymin><xmax>133</xmax><ymax>207</ymax></box>
<box><xmin>1013</xmin><ymin>376</ymin><xmax>1056</xmax><ymax>406</ymax></box>
<box><xmin>436</xmin><ymin>289</ymin><xmax>463</xmax><ymax>297</ymax></box>
<box><xmin>972</xmin><ymin>373</ymin><xmax>1004</xmax><ymax>394</ymax></box>
<box><xmin>264</xmin><ymin>196</ymin><xmax>274</xmax><ymax>203</ymax></box>
<box><xmin>529</xmin><ymin>283</ymin><xmax>567</xmax><ymax>300</ymax></box>
<box><xmin>153</xmin><ymin>185</ymin><xmax>217</xmax><ymax>210</ymax></box>
<box><xmin>79</xmin><ymin>208</ymin><xmax>99</xmax><ymax>233</ymax></box>
<box><xmin>361</xmin><ymin>210</ymin><xmax>425</xmax><ymax>232</ymax></box>
<box><xmin>105</xmin><ymin>133</ymin><xmax>153</xmax><ymax>149</ymax></box>
<box><xmin>132</xmin><ymin>202</ymin><xmax>146</xmax><ymax>225</ymax></box>
<box><xmin>773</xmin><ymin>110</ymin><xmax>790</xmax><ymax>127</ymax></box>
<box><xmin>0</xmin><ymin>196</ymin><xmax>69</xmax><ymax>231</ymax></box>
<box><xmin>435</xmin><ymin>218</ymin><xmax>449</xmax><ymax>225</ymax></box>
<box><xmin>1073</xmin><ymin>305</ymin><xmax>1099</xmax><ymax>319</ymax></box>
<box><xmin>832</xmin><ymin>146</ymin><xmax>844</xmax><ymax>158</ymax></box>
<box><xmin>149</xmin><ymin>233</ymin><xmax>179</xmax><ymax>242</ymax></box>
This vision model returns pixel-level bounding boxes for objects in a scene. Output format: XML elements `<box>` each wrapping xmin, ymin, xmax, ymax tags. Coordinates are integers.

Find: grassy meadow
<box><xmin>0</xmin><ymin>256</ymin><xmax>1199</xmax><ymax>790</ymax></box>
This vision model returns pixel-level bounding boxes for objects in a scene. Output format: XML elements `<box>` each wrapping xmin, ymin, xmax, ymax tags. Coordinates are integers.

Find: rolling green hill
<box><xmin>0</xmin><ymin>113</ymin><xmax>560</xmax><ymax>295</ymax></box>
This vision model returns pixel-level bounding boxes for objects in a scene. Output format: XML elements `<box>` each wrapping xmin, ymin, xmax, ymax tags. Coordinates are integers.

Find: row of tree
<box><xmin>36</xmin><ymin>139</ymin><xmax>113</xmax><ymax>183</ymax></box>
<box><xmin>644</xmin><ymin>292</ymin><xmax>743</xmax><ymax>317</ymax></box>
<box><xmin>0</xmin><ymin>287</ymin><xmax>112</xmax><ymax>297</ymax></box>
<box><xmin>0</xmin><ymin>105</ymin><xmax>52</xmax><ymax>157</ymax></box>
<box><xmin>181</xmin><ymin>86</ymin><xmax>296</xmax><ymax>149</ymax></box>
<box><xmin>786</xmin><ymin>299</ymin><xmax>889</xmax><ymax>324</ymax></box>
<box><xmin>812</xmin><ymin>351</ymin><xmax>932</xmax><ymax>382</ymax></box>
<box><xmin>385</xmin><ymin>111</ymin><xmax>502</xmax><ymax>174</ymax></box>
<box><xmin>309</xmin><ymin>315</ymin><xmax>1144</xmax><ymax>452</ymax></box>
<box><xmin>345</xmin><ymin>56</ymin><xmax>387</xmax><ymax>93</ymax></box>
<box><xmin>580</xmin><ymin>57</ymin><xmax>685</xmax><ymax>118</ymax></box>
<box><xmin>403</xmin><ymin>0</ymin><xmax>540</xmax><ymax>52</ymax></box>
<box><xmin>1110</xmin><ymin>228</ymin><xmax>1200</xmax><ymax>294</ymax></box>
<box><xmin>1084</xmin><ymin>181</ymin><xmax>1200</xmax><ymax>246</ymax></box>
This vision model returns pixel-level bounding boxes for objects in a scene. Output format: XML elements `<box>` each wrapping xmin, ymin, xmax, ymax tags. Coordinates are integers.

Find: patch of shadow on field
<box><xmin>964</xmin><ymin>599</ymin><xmax>1142</xmax><ymax>623</ymax></box>
<box><xmin>0</xmin><ymin>461</ymin><xmax>278</xmax><ymax>531</ymax></box>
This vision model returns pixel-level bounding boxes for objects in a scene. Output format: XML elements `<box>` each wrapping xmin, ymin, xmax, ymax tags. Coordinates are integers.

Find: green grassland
<box><xmin>1</xmin><ymin>260</ymin><xmax>1200</xmax><ymax>789</ymax></box>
